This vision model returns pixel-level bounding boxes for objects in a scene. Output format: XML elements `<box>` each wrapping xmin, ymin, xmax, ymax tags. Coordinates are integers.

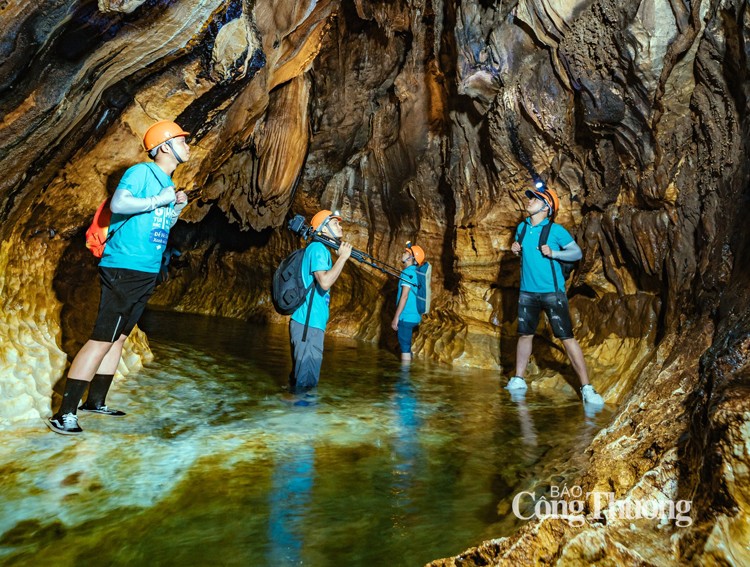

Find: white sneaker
<box><xmin>581</xmin><ymin>384</ymin><xmax>604</xmax><ymax>405</ymax></box>
<box><xmin>46</xmin><ymin>412</ymin><xmax>83</xmax><ymax>435</ymax></box>
<box><xmin>506</xmin><ymin>376</ymin><xmax>528</xmax><ymax>391</ymax></box>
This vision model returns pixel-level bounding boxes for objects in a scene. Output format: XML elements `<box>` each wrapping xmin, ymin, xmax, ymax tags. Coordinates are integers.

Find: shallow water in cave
<box><xmin>0</xmin><ymin>310</ymin><xmax>612</xmax><ymax>566</ymax></box>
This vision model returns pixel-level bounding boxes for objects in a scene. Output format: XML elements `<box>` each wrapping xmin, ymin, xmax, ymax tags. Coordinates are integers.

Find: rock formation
<box><xmin>1</xmin><ymin>0</ymin><xmax>749</xmax><ymax>563</ymax></box>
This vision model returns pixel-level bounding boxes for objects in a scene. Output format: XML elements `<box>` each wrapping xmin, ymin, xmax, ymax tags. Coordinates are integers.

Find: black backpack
<box><xmin>272</xmin><ymin>248</ymin><xmax>313</xmax><ymax>315</ymax></box>
<box><xmin>516</xmin><ymin>220</ymin><xmax>577</xmax><ymax>285</ymax></box>
<box><xmin>272</xmin><ymin>247</ymin><xmax>317</xmax><ymax>341</ymax></box>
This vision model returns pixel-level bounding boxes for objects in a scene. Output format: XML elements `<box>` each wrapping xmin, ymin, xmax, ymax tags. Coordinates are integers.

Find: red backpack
<box><xmin>85</xmin><ymin>199</ymin><xmax>113</xmax><ymax>258</ymax></box>
<box><xmin>85</xmin><ymin>198</ymin><xmax>132</xmax><ymax>258</ymax></box>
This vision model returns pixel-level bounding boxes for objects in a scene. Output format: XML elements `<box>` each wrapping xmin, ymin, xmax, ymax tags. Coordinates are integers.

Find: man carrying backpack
<box><xmin>47</xmin><ymin>120</ymin><xmax>191</xmax><ymax>435</ymax></box>
<box><xmin>507</xmin><ymin>184</ymin><xmax>604</xmax><ymax>406</ymax></box>
<box><xmin>288</xmin><ymin>210</ymin><xmax>352</xmax><ymax>393</ymax></box>
<box><xmin>391</xmin><ymin>243</ymin><xmax>426</xmax><ymax>363</ymax></box>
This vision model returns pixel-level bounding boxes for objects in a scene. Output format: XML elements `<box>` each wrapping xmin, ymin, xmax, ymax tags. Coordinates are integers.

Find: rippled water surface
<box><xmin>1</xmin><ymin>310</ymin><xmax>612</xmax><ymax>566</ymax></box>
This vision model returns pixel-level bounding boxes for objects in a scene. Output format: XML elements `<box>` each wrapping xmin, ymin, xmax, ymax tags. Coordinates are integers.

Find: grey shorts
<box><xmin>289</xmin><ymin>320</ymin><xmax>325</xmax><ymax>392</ymax></box>
<box><xmin>517</xmin><ymin>291</ymin><xmax>574</xmax><ymax>340</ymax></box>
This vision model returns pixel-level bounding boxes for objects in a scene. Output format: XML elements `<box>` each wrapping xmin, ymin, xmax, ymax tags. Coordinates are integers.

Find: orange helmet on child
<box><xmin>405</xmin><ymin>242</ymin><xmax>425</xmax><ymax>265</ymax></box>
<box><xmin>311</xmin><ymin>209</ymin><xmax>342</xmax><ymax>232</ymax></box>
<box><xmin>143</xmin><ymin>120</ymin><xmax>190</xmax><ymax>151</ymax></box>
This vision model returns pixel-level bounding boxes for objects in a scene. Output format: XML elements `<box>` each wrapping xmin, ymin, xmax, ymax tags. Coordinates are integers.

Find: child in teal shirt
<box><xmin>391</xmin><ymin>244</ymin><xmax>425</xmax><ymax>363</ymax></box>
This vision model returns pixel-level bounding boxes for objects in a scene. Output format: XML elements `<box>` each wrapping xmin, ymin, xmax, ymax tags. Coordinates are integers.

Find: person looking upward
<box><xmin>48</xmin><ymin>120</ymin><xmax>191</xmax><ymax>435</ymax></box>
<box><xmin>288</xmin><ymin>210</ymin><xmax>352</xmax><ymax>393</ymax></box>
<box><xmin>507</xmin><ymin>183</ymin><xmax>604</xmax><ymax>407</ymax></box>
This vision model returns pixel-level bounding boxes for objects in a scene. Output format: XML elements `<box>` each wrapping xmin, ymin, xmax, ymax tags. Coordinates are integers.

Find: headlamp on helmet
<box><xmin>524</xmin><ymin>184</ymin><xmax>560</xmax><ymax>217</ymax></box>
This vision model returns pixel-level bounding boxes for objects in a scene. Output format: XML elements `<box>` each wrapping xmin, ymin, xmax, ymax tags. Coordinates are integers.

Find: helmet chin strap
<box><xmin>166</xmin><ymin>139</ymin><xmax>185</xmax><ymax>164</ymax></box>
<box><xmin>316</xmin><ymin>216</ymin><xmax>332</xmax><ymax>235</ymax></box>
<box><xmin>318</xmin><ymin>217</ymin><xmax>342</xmax><ymax>243</ymax></box>
<box><xmin>530</xmin><ymin>200</ymin><xmax>548</xmax><ymax>217</ymax></box>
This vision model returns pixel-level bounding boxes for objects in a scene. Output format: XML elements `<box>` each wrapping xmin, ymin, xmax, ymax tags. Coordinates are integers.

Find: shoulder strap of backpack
<box><xmin>516</xmin><ymin>222</ymin><xmax>527</xmax><ymax>244</ymax></box>
<box><xmin>104</xmin><ymin>201</ymin><xmax>131</xmax><ymax>243</ymax></box>
<box><xmin>539</xmin><ymin>220</ymin><xmax>553</xmax><ymax>247</ymax></box>
<box><xmin>516</xmin><ymin>221</ymin><xmax>528</xmax><ymax>275</ymax></box>
<box><xmin>301</xmin><ymin>245</ymin><xmax>316</xmax><ymax>342</ymax></box>
<box><xmin>301</xmin><ymin>286</ymin><xmax>315</xmax><ymax>342</ymax></box>
<box><xmin>146</xmin><ymin>162</ymin><xmax>170</xmax><ymax>190</ymax></box>
<box><xmin>540</xmin><ymin>221</ymin><xmax>560</xmax><ymax>292</ymax></box>
<box><xmin>106</xmin><ymin>165</ymin><xmax>172</xmax><ymax>243</ymax></box>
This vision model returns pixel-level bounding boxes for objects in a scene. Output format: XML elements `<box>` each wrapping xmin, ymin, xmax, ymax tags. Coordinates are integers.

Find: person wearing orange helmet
<box><xmin>288</xmin><ymin>209</ymin><xmax>352</xmax><ymax>393</ymax></box>
<box><xmin>47</xmin><ymin>120</ymin><xmax>192</xmax><ymax>435</ymax></box>
<box><xmin>391</xmin><ymin>242</ymin><xmax>425</xmax><ymax>362</ymax></box>
<box><xmin>507</xmin><ymin>182</ymin><xmax>604</xmax><ymax>407</ymax></box>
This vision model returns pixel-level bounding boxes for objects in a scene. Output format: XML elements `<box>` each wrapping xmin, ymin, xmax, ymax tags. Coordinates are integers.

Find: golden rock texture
<box><xmin>1</xmin><ymin>0</ymin><xmax>749</xmax><ymax>563</ymax></box>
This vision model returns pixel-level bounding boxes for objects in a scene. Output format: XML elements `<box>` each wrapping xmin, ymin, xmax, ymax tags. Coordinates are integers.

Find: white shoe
<box><xmin>506</xmin><ymin>376</ymin><xmax>528</xmax><ymax>391</ymax></box>
<box><xmin>46</xmin><ymin>412</ymin><xmax>83</xmax><ymax>435</ymax></box>
<box><xmin>581</xmin><ymin>384</ymin><xmax>604</xmax><ymax>405</ymax></box>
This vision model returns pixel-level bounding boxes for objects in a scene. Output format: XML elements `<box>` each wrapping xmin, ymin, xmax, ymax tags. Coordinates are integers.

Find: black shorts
<box><xmin>517</xmin><ymin>291</ymin><xmax>574</xmax><ymax>340</ymax></box>
<box><xmin>91</xmin><ymin>267</ymin><xmax>158</xmax><ymax>342</ymax></box>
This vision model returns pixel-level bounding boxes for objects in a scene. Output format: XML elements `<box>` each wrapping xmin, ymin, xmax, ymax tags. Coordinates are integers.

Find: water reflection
<box><xmin>268</xmin><ymin>441</ymin><xmax>315</xmax><ymax>565</ymax></box>
<box><xmin>390</xmin><ymin>366</ymin><xmax>423</xmax><ymax>526</ymax></box>
<box><xmin>508</xmin><ymin>390</ymin><xmax>538</xmax><ymax>449</ymax></box>
<box><xmin>0</xmin><ymin>310</ymin><xmax>614</xmax><ymax>566</ymax></box>
<box><xmin>583</xmin><ymin>401</ymin><xmax>606</xmax><ymax>421</ymax></box>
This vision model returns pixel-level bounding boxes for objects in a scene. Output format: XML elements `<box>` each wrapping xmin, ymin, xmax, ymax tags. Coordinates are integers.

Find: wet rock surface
<box><xmin>1</xmin><ymin>0</ymin><xmax>749</xmax><ymax>564</ymax></box>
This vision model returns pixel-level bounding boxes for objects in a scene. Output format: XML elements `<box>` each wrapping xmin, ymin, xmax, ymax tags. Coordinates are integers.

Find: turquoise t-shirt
<box><xmin>99</xmin><ymin>163</ymin><xmax>174</xmax><ymax>274</ymax></box>
<box><xmin>515</xmin><ymin>218</ymin><xmax>574</xmax><ymax>293</ymax></box>
<box><xmin>397</xmin><ymin>264</ymin><xmax>421</xmax><ymax>323</ymax></box>
<box><xmin>290</xmin><ymin>241</ymin><xmax>333</xmax><ymax>331</ymax></box>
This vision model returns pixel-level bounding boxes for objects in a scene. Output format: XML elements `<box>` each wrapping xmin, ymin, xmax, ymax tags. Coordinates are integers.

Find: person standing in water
<box><xmin>288</xmin><ymin>210</ymin><xmax>352</xmax><ymax>393</ymax></box>
<box><xmin>391</xmin><ymin>243</ymin><xmax>425</xmax><ymax>363</ymax></box>
<box><xmin>47</xmin><ymin>120</ymin><xmax>191</xmax><ymax>435</ymax></box>
<box><xmin>507</xmin><ymin>183</ymin><xmax>604</xmax><ymax>406</ymax></box>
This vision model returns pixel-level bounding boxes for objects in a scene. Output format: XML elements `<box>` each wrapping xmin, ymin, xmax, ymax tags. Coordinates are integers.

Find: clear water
<box><xmin>0</xmin><ymin>310</ymin><xmax>612</xmax><ymax>566</ymax></box>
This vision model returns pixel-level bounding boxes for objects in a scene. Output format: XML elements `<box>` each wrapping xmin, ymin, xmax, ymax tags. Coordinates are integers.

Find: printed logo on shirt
<box><xmin>149</xmin><ymin>229</ymin><xmax>169</xmax><ymax>247</ymax></box>
<box><xmin>149</xmin><ymin>205</ymin><xmax>173</xmax><ymax>248</ymax></box>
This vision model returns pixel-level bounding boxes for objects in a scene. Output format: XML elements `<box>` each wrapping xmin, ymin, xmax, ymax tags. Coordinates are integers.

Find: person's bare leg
<box><xmin>561</xmin><ymin>338</ymin><xmax>589</xmax><ymax>387</ymax></box>
<box><xmin>96</xmin><ymin>334</ymin><xmax>127</xmax><ymax>375</ymax></box>
<box><xmin>76</xmin><ymin>334</ymin><xmax>129</xmax><ymax>413</ymax></box>
<box><xmin>67</xmin><ymin>340</ymin><xmax>117</xmax><ymax>381</ymax></box>
<box><xmin>50</xmin><ymin>339</ymin><xmax>115</xmax><ymax>430</ymax></box>
<box><xmin>515</xmin><ymin>335</ymin><xmax>534</xmax><ymax>377</ymax></box>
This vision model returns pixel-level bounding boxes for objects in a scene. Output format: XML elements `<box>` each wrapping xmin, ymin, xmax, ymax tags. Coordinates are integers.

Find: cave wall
<box><xmin>1</xmin><ymin>0</ymin><xmax>750</xmax><ymax>562</ymax></box>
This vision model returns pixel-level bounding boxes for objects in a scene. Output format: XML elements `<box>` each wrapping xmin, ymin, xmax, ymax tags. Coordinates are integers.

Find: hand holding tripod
<box><xmin>288</xmin><ymin>214</ymin><xmax>410</xmax><ymax>284</ymax></box>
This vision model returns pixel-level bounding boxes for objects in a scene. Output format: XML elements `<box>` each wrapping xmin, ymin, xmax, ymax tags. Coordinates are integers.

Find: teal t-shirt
<box><xmin>290</xmin><ymin>241</ymin><xmax>333</xmax><ymax>331</ymax></box>
<box><xmin>515</xmin><ymin>218</ymin><xmax>574</xmax><ymax>293</ymax></box>
<box><xmin>397</xmin><ymin>265</ymin><xmax>421</xmax><ymax>323</ymax></box>
<box><xmin>99</xmin><ymin>162</ymin><xmax>174</xmax><ymax>274</ymax></box>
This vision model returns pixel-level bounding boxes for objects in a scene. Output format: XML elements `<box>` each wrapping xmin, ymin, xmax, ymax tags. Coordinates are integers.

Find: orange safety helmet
<box><xmin>525</xmin><ymin>185</ymin><xmax>560</xmax><ymax>217</ymax></box>
<box><xmin>311</xmin><ymin>209</ymin><xmax>342</xmax><ymax>232</ymax></box>
<box><xmin>143</xmin><ymin>120</ymin><xmax>190</xmax><ymax>151</ymax></box>
<box><xmin>405</xmin><ymin>242</ymin><xmax>425</xmax><ymax>265</ymax></box>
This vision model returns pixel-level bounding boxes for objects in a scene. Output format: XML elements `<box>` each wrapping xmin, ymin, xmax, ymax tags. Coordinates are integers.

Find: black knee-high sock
<box><xmin>83</xmin><ymin>373</ymin><xmax>114</xmax><ymax>408</ymax></box>
<box><xmin>56</xmin><ymin>378</ymin><xmax>89</xmax><ymax>417</ymax></box>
